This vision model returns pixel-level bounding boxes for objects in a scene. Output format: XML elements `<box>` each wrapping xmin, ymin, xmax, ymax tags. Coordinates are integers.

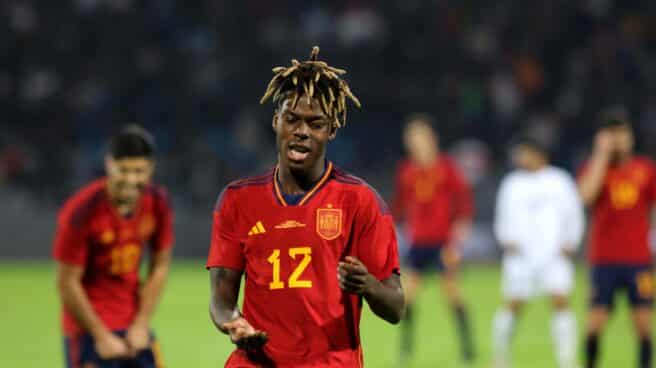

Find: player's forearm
<box><xmin>363</xmin><ymin>275</ymin><xmax>405</xmax><ymax>324</ymax></box>
<box><xmin>209</xmin><ymin>267</ymin><xmax>242</xmax><ymax>333</ymax></box>
<box><xmin>578</xmin><ymin>154</ymin><xmax>610</xmax><ymax>205</ymax></box>
<box><xmin>57</xmin><ymin>277</ymin><xmax>111</xmax><ymax>339</ymax></box>
<box><xmin>132</xmin><ymin>264</ymin><xmax>168</xmax><ymax>327</ymax></box>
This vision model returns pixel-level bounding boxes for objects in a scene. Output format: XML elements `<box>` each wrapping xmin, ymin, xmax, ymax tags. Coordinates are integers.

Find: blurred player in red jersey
<box><xmin>392</xmin><ymin>115</ymin><xmax>475</xmax><ymax>364</ymax></box>
<box><xmin>207</xmin><ymin>47</ymin><xmax>404</xmax><ymax>367</ymax></box>
<box><xmin>53</xmin><ymin>126</ymin><xmax>174</xmax><ymax>368</ymax></box>
<box><xmin>578</xmin><ymin>113</ymin><xmax>655</xmax><ymax>368</ymax></box>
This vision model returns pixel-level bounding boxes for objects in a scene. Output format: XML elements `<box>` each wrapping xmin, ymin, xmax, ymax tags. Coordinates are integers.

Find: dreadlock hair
<box><xmin>260</xmin><ymin>46</ymin><xmax>361</xmax><ymax>129</ymax></box>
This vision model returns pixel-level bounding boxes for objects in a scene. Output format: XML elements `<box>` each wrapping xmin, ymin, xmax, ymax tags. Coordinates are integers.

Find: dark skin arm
<box><xmin>337</xmin><ymin>256</ymin><xmax>405</xmax><ymax>324</ymax></box>
<box><xmin>209</xmin><ymin>267</ymin><xmax>268</xmax><ymax>350</ymax></box>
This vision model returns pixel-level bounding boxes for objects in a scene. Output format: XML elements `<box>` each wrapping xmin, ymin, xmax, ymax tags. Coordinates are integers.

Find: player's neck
<box><xmin>414</xmin><ymin>153</ymin><xmax>438</xmax><ymax>168</ymax></box>
<box><xmin>277</xmin><ymin>161</ymin><xmax>326</xmax><ymax>195</ymax></box>
<box><xmin>105</xmin><ymin>186</ymin><xmax>138</xmax><ymax>217</ymax></box>
<box><xmin>611</xmin><ymin>153</ymin><xmax>632</xmax><ymax>167</ymax></box>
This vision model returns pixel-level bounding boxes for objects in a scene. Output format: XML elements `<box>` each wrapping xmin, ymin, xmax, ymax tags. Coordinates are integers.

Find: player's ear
<box><xmin>104</xmin><ymin>155</ymin><xmax>113</xmax><ymax>174</ymax></box>
<box><xmin>272</xmin><ymin>111</ymin><xmax>279</xmax><ymax>132</ymax></box>
<box><xmin>328</xmin><ymin>124</ymin><xmax>338</xmax><ymax>140</ymax></box>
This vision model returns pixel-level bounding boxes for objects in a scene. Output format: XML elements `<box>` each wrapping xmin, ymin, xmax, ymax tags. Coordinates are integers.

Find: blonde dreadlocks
<box><xmin>260</xmin><ymin>46</ymin><xmax>361</xmax><ymax>129</ymax></box>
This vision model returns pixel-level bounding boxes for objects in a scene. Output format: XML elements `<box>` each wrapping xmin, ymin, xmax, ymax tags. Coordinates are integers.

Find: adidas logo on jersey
<box><xmin>248</xmin><ymin>221</ymin><xmax>267</xmax><ymax>236</ymax></box>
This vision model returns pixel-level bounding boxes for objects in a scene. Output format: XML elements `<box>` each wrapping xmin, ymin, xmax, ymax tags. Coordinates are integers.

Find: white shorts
<box><xmin>501</xmin><ymin>255</ymin><xmax>574</xmax><ymax>300</ymax></box>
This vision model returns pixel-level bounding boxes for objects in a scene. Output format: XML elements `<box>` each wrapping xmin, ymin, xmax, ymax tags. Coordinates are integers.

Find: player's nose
<box><xmin>293</xmin><ymin>121</ymin><xmax>311</xmax><ymax>139</ymax></box>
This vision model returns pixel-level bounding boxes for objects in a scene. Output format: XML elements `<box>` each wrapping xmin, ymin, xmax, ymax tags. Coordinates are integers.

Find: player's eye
<box><xmin>285</xmin><ymin>114</ymin><xmax>297</xmax><ymax>123</ymax></box>
<box><xmin>310</xmin><ymin>121</ymin><xmax>326</xmax><ymax>130</ymax></box>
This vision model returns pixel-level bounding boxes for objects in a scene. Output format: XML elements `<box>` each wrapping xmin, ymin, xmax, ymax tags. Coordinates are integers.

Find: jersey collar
<box><xmin>273</xmin><ymin>161</ymin><xmax>333</xmax><ymax>207</ymax></box>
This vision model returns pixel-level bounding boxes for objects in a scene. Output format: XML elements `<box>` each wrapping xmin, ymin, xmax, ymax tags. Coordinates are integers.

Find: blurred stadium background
<box><xmin>1</xmin><ymin>0</ymin><xmax>655</xmax><ymax>367</ymax></box>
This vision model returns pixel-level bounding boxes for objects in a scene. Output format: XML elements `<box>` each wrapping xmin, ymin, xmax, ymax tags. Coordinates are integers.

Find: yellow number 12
<box><xmin>267</xmin><ymin>247</ymin><xmax>312</xmax><ymax>290</ymax></box>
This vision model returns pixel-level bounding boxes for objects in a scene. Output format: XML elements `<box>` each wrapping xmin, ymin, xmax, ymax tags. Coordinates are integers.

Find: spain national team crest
<box><xmin>316</xmin><ymin>205</ymin><xmax>342</xmax><ymax>240</ymax></box>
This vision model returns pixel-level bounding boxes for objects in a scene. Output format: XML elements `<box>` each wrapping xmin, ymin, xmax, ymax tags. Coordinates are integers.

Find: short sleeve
<box><xmin>151</xmin><ymin>189</ymin><xmax>174</xmax><ymax>251</ymax></box>
<box><xmin>353</xmin><ymin>188</ymin><xmax>400</xmax><ymax>281</ymax></box>
<box><xmin>648</xmin><ymin>162</ymin><xmax>656</xmax><ymax>205</ymax></box>
<box><xmin>206</xmin><ymin>188</ymin><xmax>245</xmax><ymax>270</ymax></box>
<box><xmin>52</xmin><ymin>207</ymin><xmax>89</xmax><ymax>266</ymax></box>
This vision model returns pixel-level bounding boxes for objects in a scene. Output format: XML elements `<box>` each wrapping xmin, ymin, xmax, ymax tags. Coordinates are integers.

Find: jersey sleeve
<box><xmin>52</xmin><ymin>205</ymin><xmax>89</xmax><ymax>266</ymax></box>
<box><xmin>206</xmin><ymin>188</ymin><xmax>245</xmax><ymax>270</ymax></box>
<box><xmin>151</xmin><ymin>188</ymin><xmax>174</xmax><ymax>251</ymax></box>
<box><xmin>353</xmin><ymin>188</ymin><xmax>400</xmax><ymax>281</ymax></box>
<box><xmin>648</xmin><ymin>161</ymin><xmax>656</xmax><ymax>205</ymax></box>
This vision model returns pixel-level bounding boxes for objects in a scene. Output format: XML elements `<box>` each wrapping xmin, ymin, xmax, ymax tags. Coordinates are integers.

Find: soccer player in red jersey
<box><xmin>578</xmin><ymin>115</ymin><xmax>655</xmax><ymax>368</ymax></box>
<box><xmin>207</xmin><ymin>47</ymin><xmax>405</xmax><ymax>367</ymax></box>
<box><xmin>392</xmin><ymin>115</ymin><xmax>475</xmax><ymax>363</ymax></box>
<box><xmin>53</xmin><ymin>126</ymin><xmax>174</xmax><ymax>368</ymax></box>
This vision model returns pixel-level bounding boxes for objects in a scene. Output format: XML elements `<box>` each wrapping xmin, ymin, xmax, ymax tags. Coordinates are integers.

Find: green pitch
<box><xmin>0</xmin><ymin>261</ymin><xmax>642</xmax><ymax>367</ymax></box>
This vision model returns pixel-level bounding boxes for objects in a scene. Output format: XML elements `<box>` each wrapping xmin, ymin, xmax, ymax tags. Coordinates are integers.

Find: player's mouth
<box><xmin>287</xmin><ymin>144</ymin><xmax>311</xmax><ymax>163</ymax></box>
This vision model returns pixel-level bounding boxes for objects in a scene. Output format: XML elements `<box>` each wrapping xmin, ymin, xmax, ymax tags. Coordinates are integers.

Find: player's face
<box><xmin>512</xmin><ymin>144</ymin><xmax>543</xmax><ymax>171</ymax></box>
<box><xmin>610</xmin><ymin>124</ymin><xmax>634</xmax><ymax>158</ymax></box>
<box><xmin>105</xmin><ymin>156</ymin><xmax>154</xmax><ymax>204</ymax></box>
<box><xmin>273</xmin><ymin>96</ymin><xmax>336</xmax><ymax>173</ymax></box>
<box><xmin>404</xmin><ymin>121</ymin><xmax>438</xmax><ymax>166</ymax></box>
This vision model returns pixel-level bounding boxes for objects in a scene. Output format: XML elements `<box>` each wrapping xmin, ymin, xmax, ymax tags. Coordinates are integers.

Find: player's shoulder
<box><xmin>544</xmin><ymin>166</ymin><xmax>574</xmax><ymax>181</ymax></box>
<box><xmin>332</xmin><ymin>165</ymin><xmax>391</xmax><ymax>215</ymax></box>
<box><xmin>214</xmin><ymin>168</ymin><xmax>275</xmax><ymax>209</ymax></box>
<box><xmin>632</xmin><ymin>155</ymin><xmax>656</xmax><ymax>169</ymax></box>
<box><xmin>58</xmin><ymin>178</ymin><xmax>107</xmax><ymax>227</ymax></box>
<box><xmin>144</xmin><ymin>183</ymin><xmax>170</xmax><ymax>201</ymax></box>
<box><xmin>500</xmin><ymin>170</ymin><xmax>523</xmax><ymax>186</ymax></box>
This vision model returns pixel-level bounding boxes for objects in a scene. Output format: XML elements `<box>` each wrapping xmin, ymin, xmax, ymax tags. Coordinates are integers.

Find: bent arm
<box><xmin>132</xmin><ymin>248</ymin><xmax>172</xmax><ymax>328</ymax></box>
<box><xmin>56</xmin><ymin>262</ymin><xmax>111</xmax><ymax>339</ymax></box>
<box><xmin>578</xmin><ymin>153</ymin><xmax>610</xmax><ymax>206</ymax></box>
<box><xmin>363</xmin><ymin>274</ymin><xmax>405</xmax><ymax>324</ymax></box>
<box><xmin>209</xmin><ymin>267</ymin><xmax>242</xmax><ymax>333</ymax></box>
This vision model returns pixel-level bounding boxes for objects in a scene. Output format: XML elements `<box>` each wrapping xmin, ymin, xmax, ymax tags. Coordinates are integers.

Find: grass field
<box><xmin>0</xmin><ymin>260</ymin><xmax>644</xmax><ymax>367</ymax></box>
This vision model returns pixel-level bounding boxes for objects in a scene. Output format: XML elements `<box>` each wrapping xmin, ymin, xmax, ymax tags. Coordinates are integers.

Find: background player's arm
<box><xmin>578</xmin><ymin>130</ymin><xmax>614</xmax><ymax>205</ymax></box>
<box><xmin>448</xmin><ymin>161</ymin><xmax>474</xmax><ymax>249</ymax></box>
<box><xmin>126</xmin><ymin>248</ymin><xmax>172</xmax><ymax>351</ymax></box>
<box><xmin>209</xmin><ymin>267</ymin><xmax>268</xmax><ymax>350</ymax></box>
<box><xmin>56</xmin><ymin>262</ymin><xmax>130</xmax><ymax>358</ymax></box>
<box><xmin>561</xmin><ymin>175</ymin><xmax>585</xmax><ymax>256</ymax></box>
<box><xmin>338</xmin><ymin>257</ymin><xmax>405</xmax><ymax>324</ymax></box>
<box><xmin>494</xmin><ymin>176</ymin><xmax>519</xmax><ymax>252</ymax></box>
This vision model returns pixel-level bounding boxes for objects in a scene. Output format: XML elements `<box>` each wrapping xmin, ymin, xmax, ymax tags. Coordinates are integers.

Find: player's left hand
<box><xmin>338</xmin><ymin>256</ymin><xmax>376</xmax><ymax>296</ymax></box>
<box><xmin>126</xmin><ymin>323</ymin><xmax>151</xmax><ymax>354</ymax></box>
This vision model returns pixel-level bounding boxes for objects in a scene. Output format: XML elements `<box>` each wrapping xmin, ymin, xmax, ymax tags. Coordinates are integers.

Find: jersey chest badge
<box><xmin>316</xmin><ymin>205</ymin><xmax>342</xmax><ymax>240</ymax></box>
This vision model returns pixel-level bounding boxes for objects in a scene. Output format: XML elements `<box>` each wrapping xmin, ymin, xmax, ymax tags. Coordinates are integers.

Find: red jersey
<box><xmin>392</xmin><ymin>155</ymin><xmax>474</xmax><ymax>246</ymax></box>
<box><xmin>581</xmin><ymin>156</ymin><xmax>656</xmax><ymax>265</ymax></box>
<box><xmin>52</xmin><ymin>178</ymin><xmax>174</xmax><ymax>336</ymax></box>
<box><xmin>207</xmin><ymin>162</ymin><xmax>400</xmax><ymax>367</ymax></box>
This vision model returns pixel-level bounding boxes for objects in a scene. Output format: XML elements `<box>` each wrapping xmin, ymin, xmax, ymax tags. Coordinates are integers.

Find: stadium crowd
<box><xmin>1</xmin><ymin>0</ymin><xmax>656</xmax><ymax>215</ymax></box>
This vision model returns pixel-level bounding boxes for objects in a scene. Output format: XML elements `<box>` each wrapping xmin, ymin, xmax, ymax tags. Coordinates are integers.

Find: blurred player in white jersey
<box><xmin>492</xmin><ymin>136</ymin><xmax>584</xmax><ymax>368</ymax></box>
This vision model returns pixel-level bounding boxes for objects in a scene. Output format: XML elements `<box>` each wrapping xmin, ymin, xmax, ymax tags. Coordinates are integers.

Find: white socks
<box><xmin>552</xmin><ymin>310</ymin><xmax>577</xmax><ymax>368</ymax></box>
<box><xmin>493</xmin><ymin>308</ymin><xmax>577</xmax><ymax>368</ymax></box>
<box><xmin>493</xmin><ymin>308</ymin><xmax>515</xmax><ymax>368</ymax></box>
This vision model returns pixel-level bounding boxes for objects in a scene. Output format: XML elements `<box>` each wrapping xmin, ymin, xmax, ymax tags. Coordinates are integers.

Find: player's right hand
<box><xmin>593</xmin><ymin>130</ymin><xmax>614</xmax><ymax>156</ymax></box>
<box><xmin>95</xmin><ymin>331</ymin><xmax>131</xmax><ymax>359</ymax></box>
<box><xmin>222</xmin><ymin>317</ymin><xmax>268</xmax><ymax>351</ymax></box>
